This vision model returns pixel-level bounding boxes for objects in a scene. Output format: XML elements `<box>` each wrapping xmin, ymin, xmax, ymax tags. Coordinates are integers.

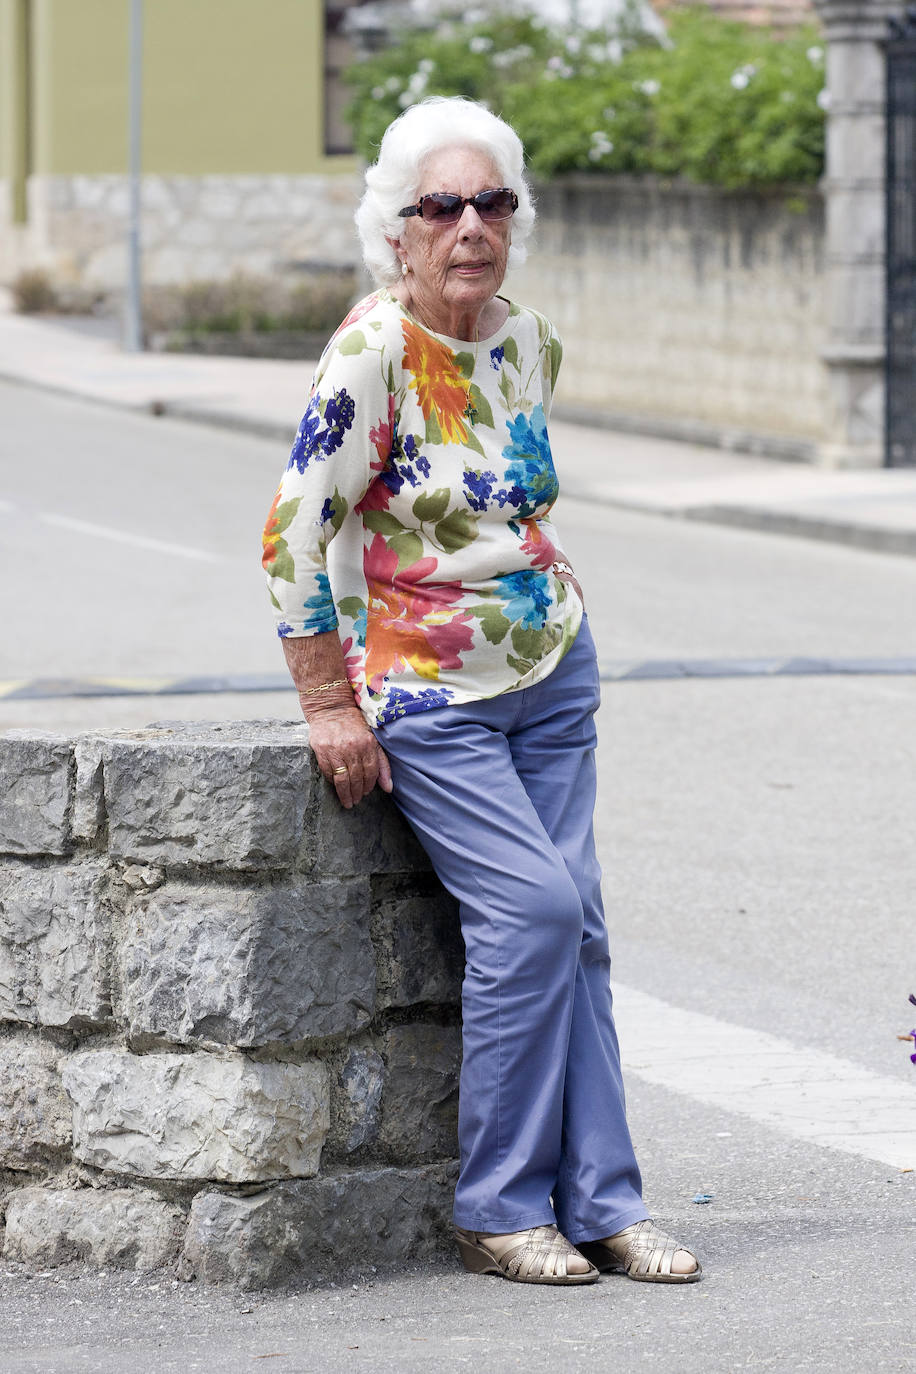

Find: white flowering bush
<box><xmin>345</xmin><ymin>6</ymin><xmax>826</xmax><ymax>188</ymax></box>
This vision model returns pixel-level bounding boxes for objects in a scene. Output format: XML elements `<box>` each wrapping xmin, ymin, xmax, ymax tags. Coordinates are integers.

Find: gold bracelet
<box><xmin>298</xmin><ymin>679</ymin><xmax>350</xmax><ymax>696</ymax></box>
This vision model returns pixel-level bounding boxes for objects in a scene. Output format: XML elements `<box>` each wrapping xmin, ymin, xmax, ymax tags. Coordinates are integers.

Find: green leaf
<box><xmin>388</xmin><ymin>529</ymin><xmax>424</xmax><ymax>571</ymax></box>
<box><xmin>511</xmin><ymin>623</ymin><xmax>562</xmax><ymax>660</ymax></box>
<box><xmin>435</xmin><ymin>507</ymin><xmax>479</xmax><ymax>554</ymax></box>
<box><xmin>469</xmin><ymin>603</ymin><xmax>511</xmax><ymax>644</ymax></box>
<box><xmin>362</xmin><ymin>510</ymin><xmax>405</xmax><ymax>536</ymax></box>
<box><xmin>498</xmin><ymin>370</ymin><xmax>516</xmax><ymax>411</ymax></box>
<box><xmin>507</xmin><ymin>654</ymin><xmax>534</xmax><ymax>677</ymax></box>
<box><xmin>461</xmin><ymin>427</ymin><xmax>485</xmax><ymax>459</ymax></box>
<box><xmin>338</xmin><ymin>595</ymin><xmax>366</xmax><ymax>620</ymax></box>
<box><xmin>327</xmin><ymin>488</ymin><xmax>349</xmax><ymax>534</ymax></box>
<box><xmin>548</xmin><ymin>337</ymin><xmax>563</xmax><ymax>390</ymax></box>
<box><xmin>412</xmin><ymin>486</ymin><xmax>451</xmax><ymax>522</ymax></box>
<box><xmin>509</xmin><ymin>626</ymin><xmax>540</xmax><ymax>662</ymax></box>
<box><xmin>271</xmin><ymin>496</ymin><xmax>301</xmax><ymax>535</ymax></box>
<box><xmin>269</xmin><ymin>588</ymin><xmax>281</xmax><ymax>610</ymax></box>
<box><xmin>425</xmin><ymin>410</ymin><xmax>444</xmax><ymax>446</ymax></box>
<box><xmin>466</xmin><ymin>385</ymin><xmax>494</xmax><ymax>430</ymax></box>
<box><xmin>337</xmin><ymin>330</ymin><xmax>367</xmax><ymax>355</ymax></box>
<box><xmin>268</xmin><ymin>540</ymin><xmax>296</xmax><ymax>584</ymax></box>
<box><xmin>453</xmin><ymin>350</ymin><xmax>475</xmax><ymax>379</ymax></box>
<box><xmin>501</xmin><ymin>336</ymin><xmax>519</xmax><ymax>370</ymax></box>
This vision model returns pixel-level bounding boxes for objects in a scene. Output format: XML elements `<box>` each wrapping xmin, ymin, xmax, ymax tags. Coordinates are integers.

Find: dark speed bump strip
<box><xmin>2</xmin><ymin>658</ymin><xmax>916</xmax><ymax>702</ymax></box>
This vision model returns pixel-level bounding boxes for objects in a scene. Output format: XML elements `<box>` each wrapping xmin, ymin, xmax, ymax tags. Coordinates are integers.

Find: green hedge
<box><xmin>344</xmin><ymin>6</ymin><xmax>826</xmax><ymax>188</ymax></box>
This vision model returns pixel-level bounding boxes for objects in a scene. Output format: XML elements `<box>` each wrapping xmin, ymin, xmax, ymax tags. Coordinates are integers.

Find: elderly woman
<box><xmin>262</xmin><ymin>96</ymin><xmax>699</xmax><ymax>1286</ymax></box>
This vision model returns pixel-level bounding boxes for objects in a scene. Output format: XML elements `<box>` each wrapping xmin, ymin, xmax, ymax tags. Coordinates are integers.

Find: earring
<box><xmin>401</xmin><ymin>262</ymin><xmax>409</xmax><ymax>277</ymax></box>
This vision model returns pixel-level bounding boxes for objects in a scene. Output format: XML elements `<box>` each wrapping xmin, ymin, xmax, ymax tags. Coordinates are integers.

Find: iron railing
<box><xmin>886</xmin><ymin>7</ymin><xmax>916</xmax><ymax>465</ymax></box>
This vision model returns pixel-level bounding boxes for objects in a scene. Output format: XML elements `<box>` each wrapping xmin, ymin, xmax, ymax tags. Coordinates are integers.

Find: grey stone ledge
<box><xmin>0</xmin><ymin>1039</ymin><xmax>73</xmax><ymax>1168</ymax></box>
<box><xmin>0</xmin><ymin>859</ymin><xmax>113</xmax><ymax>1028</ymax></box>
<box><xmin>181</xmin><ymin>1162</ymin><xmax>459</xmax><ymax>1288</ymax></box>
<box><xmin>117</xmin><ymin>877</ymin><xmax>376</xmax><ymax>1047</ymax></box>
<box><xmin>0</xmin><ymin>732</ymin><xmax>73</xmax><ymax>857</ymax></box>
<box><xmin>2</xmin><ymin>1186</ymin><xmax>184</xmax><ymax>1272</ymax></box>
<box><xmin>62</xmin><ymin>1048</ymin><xmax>329</xmax><ymax>1182</ymax></box>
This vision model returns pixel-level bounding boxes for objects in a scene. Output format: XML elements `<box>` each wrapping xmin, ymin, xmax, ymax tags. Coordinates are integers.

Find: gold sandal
<box><xmin>578</xmin><ymin>1220</ymin><xmax>702</xmax><ymax>1283</ymax></box>
<box><xmin>455</xmin><ymin>1224</ymin><xmax>600</xmax><ymax>1285</ymax></box>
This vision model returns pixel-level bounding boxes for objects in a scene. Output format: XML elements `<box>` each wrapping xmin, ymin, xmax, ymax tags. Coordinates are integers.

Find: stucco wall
<box><xmin>28</xmin><ymin>0</ymin><xmax>336</xmax><ymax>176</ymax></box>
<box><xmin>510</xmin><ymin>176</ymin><xmax>831</xmax><ymax>458</ymax></box>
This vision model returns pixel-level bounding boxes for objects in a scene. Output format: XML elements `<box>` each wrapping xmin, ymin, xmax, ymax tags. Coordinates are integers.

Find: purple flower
<box><xmin>287</xmin><ymin>388</ymin><xmax>355</xmax><ymax>473</ymax></box>
<box><xmin>463</xmin><ymin>469</ymin><xmax>497</xmax><ymax>512</ymax></box>
<box><xmin>494</xmin><ymin>483</ymin><xmax>527</xmax><ymax>510</ymax></box>
<box><xmin>377</xmin><ymin>685</ymin><xmax>454</xmax><ymax>722</ymax></box>
<box><xmin>317</xmin><ymin>496</ymin><xmax>338</xmax><ymax>525</ymax></box>
<box><xmin>490</xmin><ymin>345</ymin><xmax>505</xmax><ymax>370</ymax></box>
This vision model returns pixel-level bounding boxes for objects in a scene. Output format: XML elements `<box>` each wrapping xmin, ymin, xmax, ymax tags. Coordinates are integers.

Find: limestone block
<box><xmin>0</xmin><ymin>1041</ymin><xmax>72</xmax><ymax>1168</ymax></box>
<box><xmin>0</xmin><ymin>732</ymin><xmax>72</xmax><ymax>856</ymax></box>
<box><xmin>103</xmin><ymin>721</ymin><xmax>311</xmax><ymax>869</ymax></box>
<box><xmin>72</xmin><ymin>737</ymin><xmax>106</xmax><ymax>845</ymax></box>
<box><xmin>371</xmin><ymin>875</ymin><xmax>463</xmax><ymax>1011</ymax></box>
<box><xmin>62</xmin><ymin>1049</ymin><xmax>329</xmax><ymax>1182</ymax></box>
<box><xmin>308</xmin><ymin>781</ymin><xmax>430</xmax><ymax>878</ymax></box>
<box><xmin>0</xmin><ymin>861</ymin><xmax>111</xmax><ymax>1026</ymax></box>
<box><xmin>118</xmin><ymin>878</ymin><xmax>375</xmax><ymax>1046</ymax></box>
<box><xmin>378</xmin><ymin>1025</ymin><xmax>461</xmax><ymax>1162</ymax></box>
<box><xmin>335</xmin><ymin>1048</ymin><xmax>385</xmax><ymax>1154</ymax></box>
<box><xmin>182</xmin><ymin>1163</ymin><xmax>458</xmax><ymax>1288</ymax></box>
<box><xmin>2</xmin><ymin>1187</ymin><xmax>184</xmax><ymax>1272</ymax></box>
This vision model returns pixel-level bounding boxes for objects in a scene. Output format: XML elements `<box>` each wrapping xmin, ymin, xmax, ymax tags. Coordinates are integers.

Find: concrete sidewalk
<box><xmin>3</xmin><ymin>309</ymin><xmax>916</xmax><ymax>557</ymax></box>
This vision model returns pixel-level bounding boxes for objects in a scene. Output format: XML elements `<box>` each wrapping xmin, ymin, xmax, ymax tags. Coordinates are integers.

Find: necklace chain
<box><xmin>464</xmin><ymin>328</ymin><xmax>480</xmax><ymax>426</ymax></box>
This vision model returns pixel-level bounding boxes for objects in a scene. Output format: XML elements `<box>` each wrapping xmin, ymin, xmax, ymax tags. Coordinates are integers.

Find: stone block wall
<box><xmin>0</xmin><ymin>173</ymin><xmax>363</xmax><ymax>290</ymax></box>
<box><xmin>511</xmin><ymin>176</ymin><xmax>832</xmax><ymax>461</ymax></box>
<box><xmin>0</xmin><ymin>722</ymin><xmax>463</xmax><ymax>1288</ymax></box>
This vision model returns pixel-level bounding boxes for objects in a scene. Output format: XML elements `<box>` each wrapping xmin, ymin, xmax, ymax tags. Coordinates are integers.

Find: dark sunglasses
<box><xmin>398</xmin><ymin>187</ymin><xmax>519</xmax><ymax>225</ymax></box>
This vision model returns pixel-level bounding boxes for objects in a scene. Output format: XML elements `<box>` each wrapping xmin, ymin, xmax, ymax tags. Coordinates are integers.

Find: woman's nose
<box><xmin>457</xmin><ymin>205</ymin><xmax>486</xmax><ymax>238</ymax></box>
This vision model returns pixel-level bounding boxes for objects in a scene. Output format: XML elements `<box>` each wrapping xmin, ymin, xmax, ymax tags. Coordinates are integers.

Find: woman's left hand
<box><xmin>306</xmin><ymin>703</ymin><xmax>393</xmax><ymax>810</ymax></box>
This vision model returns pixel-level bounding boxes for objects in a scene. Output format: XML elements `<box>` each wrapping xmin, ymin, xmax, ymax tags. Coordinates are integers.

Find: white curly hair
<box><xmin>355</xmin><ymin>96</ymin><xmax>536</xmax><ymax>287</ymax></box>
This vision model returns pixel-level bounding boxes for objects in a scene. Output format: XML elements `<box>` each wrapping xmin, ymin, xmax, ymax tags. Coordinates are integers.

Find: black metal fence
<box><xmin>886</xmin><ymin>8</ymin><xmax>916</xmax><ymax>466</ymax></box>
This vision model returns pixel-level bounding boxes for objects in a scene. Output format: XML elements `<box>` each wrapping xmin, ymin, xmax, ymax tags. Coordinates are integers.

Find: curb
<box><xmin>679</xmin><ymin>504</ymin><xmax>916</xmax><ymax>558</ymax></box>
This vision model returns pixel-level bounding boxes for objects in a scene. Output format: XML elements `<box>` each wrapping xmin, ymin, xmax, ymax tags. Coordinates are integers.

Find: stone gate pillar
<box><xmin>813</xmin><ymin>0</ymin><xmax>903</xmax><ymax>466</ymax></box>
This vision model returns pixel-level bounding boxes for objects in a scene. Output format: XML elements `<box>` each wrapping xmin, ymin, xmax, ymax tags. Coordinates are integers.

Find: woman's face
<box><xmin>393</xmin><ymin>145</ymin><xmax>513</xmax><ymax>335</ymax></box>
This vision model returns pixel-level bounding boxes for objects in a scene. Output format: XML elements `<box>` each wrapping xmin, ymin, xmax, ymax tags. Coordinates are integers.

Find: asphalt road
<box><xmin>1</xmin><ymin>381</ymin><xmax>914</xmax><ymax>1372</ymax></box>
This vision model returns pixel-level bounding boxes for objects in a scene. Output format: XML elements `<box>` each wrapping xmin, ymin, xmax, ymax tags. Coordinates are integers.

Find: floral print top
<box><xmin>262</xmin><ymin>288</ymin><xmax>583</xmax><ymax>728</ymax></box>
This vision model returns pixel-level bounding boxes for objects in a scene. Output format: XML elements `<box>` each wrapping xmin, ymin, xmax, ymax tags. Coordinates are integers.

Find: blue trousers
<box><xmin>375</xmin><ymin>620</ymin><xmax>649</xmax><ymax>1243</ymax></box>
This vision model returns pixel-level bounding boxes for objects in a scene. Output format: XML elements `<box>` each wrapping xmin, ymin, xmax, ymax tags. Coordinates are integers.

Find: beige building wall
<box><xmin>24</xmin><ymin>0</ymin><xmax>338</xmax><ymax>176</ymax></box>
<box><xmin>0</xmin><ymin>0</ymin><xmax>360</xmax><ymax>287</ymax></box>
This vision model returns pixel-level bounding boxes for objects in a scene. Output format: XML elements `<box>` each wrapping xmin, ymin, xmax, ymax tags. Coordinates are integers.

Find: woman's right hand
<box><xmin>305</xmin><ymin>704</ymin><xmax>393</xmax><ymax>810</ymax></box>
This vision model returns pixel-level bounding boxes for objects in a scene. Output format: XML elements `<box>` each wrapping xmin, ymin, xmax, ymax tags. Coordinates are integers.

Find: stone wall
<box><xmin>510</xmin><ymin>176</ymin><xmax>831</xmax><ymax>461</ymax></box>
<box><xmin>2</xmin><ymin>168</ymin><xmax>842</xmax><ymax>461</ymax></box>
<box><xmin>0</xmin><ymin>721</ymin><xmax>462</xmax><ymax>1289</ymax></box>
<box><xmin>0</xmin><ymin>173</ymin><xmax>363</xmax><ymax>290</ymax></box>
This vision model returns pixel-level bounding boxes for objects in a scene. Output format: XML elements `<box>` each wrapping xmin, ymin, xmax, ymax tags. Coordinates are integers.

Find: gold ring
<box><xmin>333</xmin><ymin>767</ymin><xmax>348</xmax><ymax>775</ymax></box>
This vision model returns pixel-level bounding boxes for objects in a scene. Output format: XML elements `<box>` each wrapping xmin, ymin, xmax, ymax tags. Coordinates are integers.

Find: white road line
<box><xmin>614</xmin><ymin>984</ymin><xmax>916</xmax><ymax>1170</ymax></box>
<box><xmin>40</xmin><ymin>512</ymin><xmax>226</xmax><ymax>563</ymax></box>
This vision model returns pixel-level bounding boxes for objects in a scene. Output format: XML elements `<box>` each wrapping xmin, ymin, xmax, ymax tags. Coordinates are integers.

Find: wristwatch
<box><xmin>552</xmin><ymin>561</ymin><xmax>575</xmax><ymax>578</ymax></box>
